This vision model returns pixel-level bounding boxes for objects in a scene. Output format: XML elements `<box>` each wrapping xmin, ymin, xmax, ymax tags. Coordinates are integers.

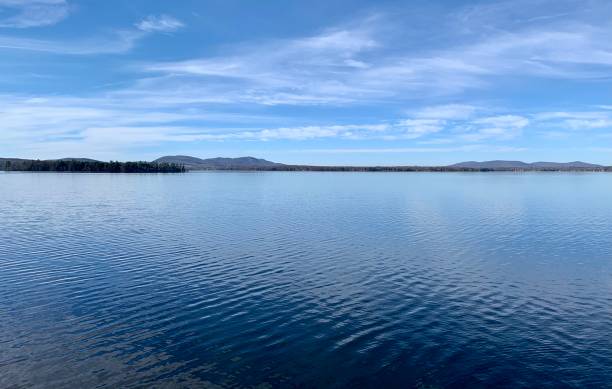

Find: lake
<box><xmin>1</xmin><ymin>172</ymin><xmax>611</xmax><ymax>388</ymax></box>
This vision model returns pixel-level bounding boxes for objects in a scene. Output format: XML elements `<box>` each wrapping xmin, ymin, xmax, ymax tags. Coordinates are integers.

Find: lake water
<box><xmin>1</xmin><ymin>172</ymin><xmax>611</xmax><ymax>388</ymax></box>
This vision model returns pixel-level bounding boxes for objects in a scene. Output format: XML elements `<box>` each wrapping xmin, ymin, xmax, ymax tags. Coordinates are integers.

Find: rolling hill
<box><xmin>449</xmin><ymin>160</ymin><xmax>603</xmax><ymax>169</ymax></box>
<box><xmin>154</xmin><ymin>155</ymin><xmax>283</xmax><ymax>170</ymax></box>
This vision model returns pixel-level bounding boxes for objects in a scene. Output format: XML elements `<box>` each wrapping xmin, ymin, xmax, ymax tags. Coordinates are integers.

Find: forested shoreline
<box><xmin>1</xmin><ymin>159</ymin><xmax>185</xmax><ymax>173</ymax></box>
<box><xmin>209</xmin><ymin>165</ymin><xmax>612</xmax><ymax>172</ymax></box>
<box><xmin>2</xmin><ymin>157</ymin><xmax>610</xmax><ymax>173</ymax></box>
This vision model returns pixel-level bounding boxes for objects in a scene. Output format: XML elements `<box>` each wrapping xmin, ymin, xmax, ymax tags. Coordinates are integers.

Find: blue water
<box><xmin>1</xmin><ymin>172</ymin><xmax>611</xmax><ymax>388</ymax></box>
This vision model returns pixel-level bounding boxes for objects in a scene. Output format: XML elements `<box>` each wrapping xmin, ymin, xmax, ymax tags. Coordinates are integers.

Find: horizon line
<box><xmin>2</xmin><ymin>156</ymin><xmax>611</xmax><ymax>168</ymax></box>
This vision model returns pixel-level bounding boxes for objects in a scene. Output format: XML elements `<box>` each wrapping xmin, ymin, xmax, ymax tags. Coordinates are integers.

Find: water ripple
<box><xmin>1</xmin><ymin>172</ymin><xmax>611</xmax><ymax>388</ymax></box>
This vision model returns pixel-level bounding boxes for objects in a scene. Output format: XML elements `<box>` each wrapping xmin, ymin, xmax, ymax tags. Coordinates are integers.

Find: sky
<box><xmin>0</xmin><ymin>0</ymin><xmax>611</xmax><ymax>165</ymax></box>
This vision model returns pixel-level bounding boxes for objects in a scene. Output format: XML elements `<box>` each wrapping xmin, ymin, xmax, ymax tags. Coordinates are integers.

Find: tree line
<box><xmin>3</xmin><ymin>159</ymin><xmax>610</xmax><ymax>173</ymax></box>
<box><xmin>2</xmin><ymin>159</ymin><xmax>185</xmax><ymax>173</ymax></box>
<box><xmin>188</xmin><ymin>165</ymin><xmax>612</xmax><ymax>172</ymax></box>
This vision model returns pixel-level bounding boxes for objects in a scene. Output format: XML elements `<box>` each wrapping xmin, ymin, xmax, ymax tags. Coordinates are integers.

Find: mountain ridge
<box><xmin>155</xmin><ymin>156</ymin><xmax>607</xmax><ymax>170</ymax></box>
<box><xmin>449</xmin><ymin>160</ymin><xmax>603</xmax><ymax>169</ymax></box>
<box><xmin>2</xmin><ymin>156</ymin><xmax>610</xmax><ymax>172</ymax></box>
<box><xmin>153</xmin><ymin>155</ymin><xmax>283</xmax><ymax>169</ymax></box>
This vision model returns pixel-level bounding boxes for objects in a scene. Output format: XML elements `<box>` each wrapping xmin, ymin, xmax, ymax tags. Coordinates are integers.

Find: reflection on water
<box><xmin>1</xmin><ymin>172</ymin><xmax>611</xmax><ymax>388</ymax></box>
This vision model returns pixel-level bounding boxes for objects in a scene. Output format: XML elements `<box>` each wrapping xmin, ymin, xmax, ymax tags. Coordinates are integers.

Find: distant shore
<box><xmin>2</xmin><ymin>157</ymin><xmax>611</xmax><ymax>173</ymax></box>
<box><xmin>186</xmin><ymin>166</ymin><xmax>612</xmax><ymax>172</ymax></box>
<box><xmin>1</xmin><ymin>158</ymin><xmax>185</xmax><ymax>173</ymax></box>
<box><xmin>155</xmin><ymin>156</ymin><xmax>612</xmax><ymax>172</ymax></box>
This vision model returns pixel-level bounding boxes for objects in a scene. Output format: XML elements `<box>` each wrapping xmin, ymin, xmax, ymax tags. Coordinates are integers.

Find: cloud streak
<box><xmin>0</xmin><ymin>0</ymin><xmax>69</xmax><ymax>28</ymax></box>
<box><xmin>3</xmin><ymin>91</ymin><xmax>610</xmax><ymax>160</ymax></box>
<box><xmin>0</xmin><ymin>0</ymin><xmax>610</xmax><ymax>162</ymax></box>
<box><xmin>135</xmin><ymin>6</ymin><xmax>611</xmax><ymax>107</ymax></box>
<box><xmin>296</xmin><ymin>145</ymin><xmax>528</xmax><ymax>154</ymax></box>
<box><xmin>136</xmin><ymin>15</ymin><xmax>184</xmax><ymax>33</ymax></box>
<box><xmin>0</xmin><ymin>12</ymin><xmax>184</xmax><ymax>54</ymax></box>
<box><xmin>0</xmin><ymin>30</ymin><xmax>145</xmax><ymax>54</ymax></box>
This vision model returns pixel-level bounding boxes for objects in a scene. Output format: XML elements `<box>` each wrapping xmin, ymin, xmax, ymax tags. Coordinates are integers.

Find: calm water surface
<box><xmin>1</xmin><ymin>172</ymin><xmax>611</xmax><ymax>388</ymax></box>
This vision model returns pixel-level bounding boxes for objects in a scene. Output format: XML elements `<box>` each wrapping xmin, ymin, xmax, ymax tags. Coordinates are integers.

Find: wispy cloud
<box><xmin>413</xmin><ymin>104</ymin><xmax>478</xmax><ymax>120</ymax></box>
<box><xmin>296</xmin><ymin>145</ymin><xmax>527</xmax><ymax>154</ymax></box>
<box><xmin>141</xmin><ymin>22</ymin><xmax>382</xmax><ymax>105</ymax></box>
<box><xmin>136</xmin><ymin>14</ymin><xmax>184</xmax><ymax>33</ymax></box>
<box><xmin>3</xmin><ymin>94</ymin><xmax>611</xmax><ymax>160</ymax></box>
<box><xmin>391</xmin><ymin>119</ymin><xmax>445</xmax><ymax>139</ymax></box>
<box><xmin>0</xmin><ymin>0</ymin><xmax>69</xmax><ymax>28</ymax></box>
<box><xmin>0</xmin><ymin>0</ymin><xmax>610</xmax><ymax>161</ymax></box>
<box><xmin>135</xmin><ymin>7</ymin><xmax>611</xmax><ymax>107</ymax></box>
<box><xmin>474</xmin><ymin>115</ymin><xmax>529</xmax><ymax>128</ymax></box>
<box><xmin>3</xmin><ymin>93</ymin><xmax>611</xmax><ymax>154</ymax></box>
<box><xmin>0</xmin><ymin>12</ymin><xmax>183</xmax><ymax>54</ymax></box>
<box><xmin>458</xmin><ymin>115</ymin><xmax>529</xmax><ymax>141</ymax></box>
<box><xmin>0</xmin><ymin>30</ymin><xmax>144</xmax><ymax>54</ymax></box>
<box><xmin>533</xmin><ymin>111</ymin><xmax>612</xmax><ymax>130</ymax></box>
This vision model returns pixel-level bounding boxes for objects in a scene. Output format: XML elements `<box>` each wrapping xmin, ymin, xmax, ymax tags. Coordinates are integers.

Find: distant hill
<box><xmin>530</xmin><ymin>161</ymin><xmax>603</xmax><ymax>169</ymax></box>
<box><xmin>154</xmin><ymin>155</ymin><xmax>283</xmax><ymax>170</ymax></box>
<box><xmin>1</xmin><ymin>157</ymin><xmax>30</xmax><ymax>163</ymax></box>
<box><xmin>3</xmin><ymin>156</ymin><xmax>609</xmax><ymax>172</ymax></box>
<box><xmin>451</xmin><ymin>160</ymin><xmax>531</xmax><ymax>169</ymax></box>
<box><xmin>449</xmin><ymin>160</ymin><xmax>603</xmax><ymax>170</ymax></box>
<box><xmin>56</xmin><ymin>157</ymin><xmax>101</xmax><ymax>163</ymax></box>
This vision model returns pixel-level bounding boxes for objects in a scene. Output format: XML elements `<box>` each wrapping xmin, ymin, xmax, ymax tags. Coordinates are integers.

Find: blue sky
<box><xmin>1</xmin><ymin>0</ymin><xmax>611</xmax><ymax>165</ymax></box>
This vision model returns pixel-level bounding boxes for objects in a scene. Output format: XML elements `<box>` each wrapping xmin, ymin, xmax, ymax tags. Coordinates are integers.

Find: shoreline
<box><xmin>3</xmin><ymin>168</ymin><xmax>611</xmax><ymax>173</ymax></box>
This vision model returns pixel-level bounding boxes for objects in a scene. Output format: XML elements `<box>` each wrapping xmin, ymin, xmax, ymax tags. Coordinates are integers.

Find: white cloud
<box><xmin>459</xmin><ymin>115</ymin><xmax>529</xmax><ymax>141</ymax></box>
<box><xmin>3</xmin><ymin>91</ymin><xmax>612</xmax><ymax>160</ymax></box>
<box><xmin>1</xmin><ymin>1</ymin><xmax>611</xmax><ymax>159</ymax></box>
<box><xmin>0</xmin><ymin>95</ymin><xmax>222</xmax><ymax>145</ymax></box>
<box><xmin>139</xmin><ymin>22</ymin><xmax>392</xmax><ymax>105</ymax></box>
<box><xmin>136</xmin><ymin>8</ymin><xmax>611</xmax><ymax>107</ymax></box>
<box><xmin>0</xmin><ymin>0</ymin><xmax>69</xmax><ymax>28</ymax></box>
<box><xmin>0</xmin><ymin>94</ymin><xmax>418</xmax><ymax>151</ymax></box>
<box><xmin>394</xmin><ymin>119</ymin><xmax>445</xmax><ymax>138</ymax></box>
<box><xmin>461</xmin><ymin>128</ymin><xmax>515</xmax><ymax>142</ymax></box>
<box><xmin>256</xmin><ymin>126</ymin><xmax>342</xmax><ymax>141</ymax></box>
<box><xmin>564</xmin><ymin>119</ymin><xmax>612</xmax><ymax>129</ymax></box>
<box><xmin>0</xmin><ymin>30</ymin><xmax>144</xmax><ymax>54</ymax></box>
<box><xmin>533</xmin><ymin>111</ymin><xmax>612</xmax><ymax>130</ymax></box>
<box><xmin>136</xmin><ymin>15</ymin><xmax>184</xmax><ymax>33</ymax></box>
<box><xmin>144</xmin><ymin>25</ymin><xmax>378</xmax><ymax>79</ymax></box>
<box><xmin>474</xmin><ymin>115</ymin><xmax>529</xmax><ymax>128</ymax></box>
<box><xmin>413</xmin><ymin>104</ymin><xmax>478</xmax><ymax>120</ymax></box>
<box><xmin>297</xmin><ymin>145</ymin><xmax>527</xmax><ymax>154</ymax></box>
<box><xmin>0</xmin><ymin>13</ymin><xmax>183</xmax><ymax>54</ymax></box>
